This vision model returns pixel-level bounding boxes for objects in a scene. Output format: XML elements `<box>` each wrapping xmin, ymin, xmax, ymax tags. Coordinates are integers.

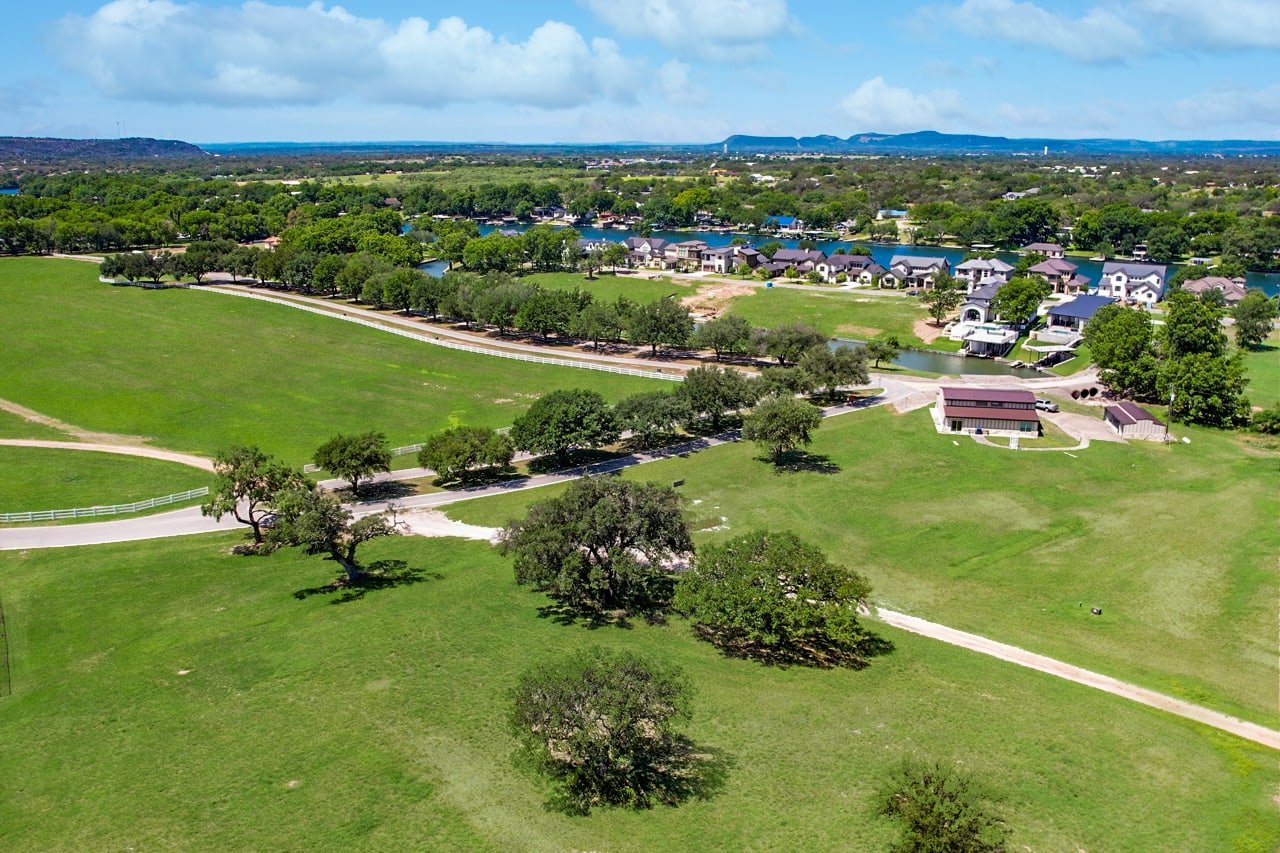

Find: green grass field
<box><xmin>0</xmin><ymin>259</ymin><xmax>659</xmax><ymax>464</ymax></box>
<box><xmin>0</xmin><ymin>446</ymin><xmax>209</xmax><ymax>515</ymax></box>
<box><xmin>449</xmin><ymin>406</ymin><xmax>1280</xmax><ymax>726</ymax></box>
<box><xmin>0</xmin><ymin>533</ymin><xmax>1274</xmax><ymax>850</ymax></box>
<box><xmin>1242</xmin><ymin>331</ymin><xmax>1279</xmax><ymax>409</ymax></box>
<box><xmin>0</xmin><ymin>409</ymin><xmax>70</xmax><ymax>440</ymax></box>
<box><xmin>723</xmin><ymin>288</ymin><xmax>930</xmax><ymax>344</ymax></box>
<box><xmin>523</xmin><ymin>271</ymin><xmax>695</xmax><ymax>305</ymax></box>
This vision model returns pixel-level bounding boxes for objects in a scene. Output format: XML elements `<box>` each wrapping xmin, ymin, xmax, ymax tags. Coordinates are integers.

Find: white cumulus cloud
<box><xmin>940</xmin><ymin>0</ymin><xmax>1145</xmax><ymax>62</ymax></box>
<box><xmin>584</xmin><ymin>0</ymin><xmax>796</xmax><ymax>60</ymax></box>
<box><xmin>55</xmin><ymin>0</ymin><xmax>646</xmax><ymax>109</ymax></box>
<box><xmin>1169</xmin><ymin>84</ymin><xmax>1280</xmax><ymax>131</ymax></box>
<box><xmin>840</xmin><ymin>77</ymin><xmax>964</xmax><ymax>133</ymax></box>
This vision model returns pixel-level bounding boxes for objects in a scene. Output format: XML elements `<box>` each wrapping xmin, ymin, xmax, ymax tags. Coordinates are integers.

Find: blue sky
<box><xmin>4</xmin><ymin>0</ymin><xmax>1280</xmax><ymax>143</ymax></box>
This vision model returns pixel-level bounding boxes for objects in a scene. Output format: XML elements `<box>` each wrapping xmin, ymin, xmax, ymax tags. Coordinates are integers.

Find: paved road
<box><xmin>0</xmin><ymin>439</ymin><xmax>214</xmax><ymax>471</ymax></box>
<box><xmin>876</xmin><ymin>607</ymin><xmax>1280</xmax><ymax>752</ymax></box>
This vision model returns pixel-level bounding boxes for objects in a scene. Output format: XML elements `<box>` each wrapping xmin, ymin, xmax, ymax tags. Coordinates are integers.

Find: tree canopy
<box><xmin>262</xmin><ymin>487</ymin><xmax>398</xmax><ymax>583</ymax></box>
<box><xmin>742</xmin><ymin>394</ymin><xmax>824</xmax><ymax>463</ymax></box>
<box><xmin>312</xmin><ymin>431</ymin><xmax>393</xmax><ymax>497</ymax></box>
<box><xmin>509</xmin><ymin>388</ymin><xmax>620</xmax><ymax>460</ymax></box>
<box><xmin>510</xmin><ymin>648</ymin><xmax>706</xmax><ymax>814</ymax></box>
<box><xmin>877</xmin><ymin>760</ymin><xmax>1008</xmax><ymax>853</ymax></box>
<box><xmin>675</xmin><ymin>530</ymin><xmax>877</xmax><ymax>667</ymax></box>
<box><xmin>201</xmin><ymin>445</ymin><xmax>309</xmax><ymax>545</ymax></box>
<box><xmin>500</xmin><ymin>476</ymin><xmax>692</xmax><ymax>617</ymax></box>
<box><xmin>417</xmin><ymin>425</ymin><xmax>514</xmax><ymax>484</ymax></box>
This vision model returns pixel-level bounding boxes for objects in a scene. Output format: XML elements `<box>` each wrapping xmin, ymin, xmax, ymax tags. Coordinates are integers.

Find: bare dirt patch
<box><xmin>913</xmin><ymin>318</ymin><xmax>944</xmax><ymax>344</ymax></box>
<box><xmin>681</xmin><ymin>281</ymin><xmax>756</xmax><ymax>318</ymax></box>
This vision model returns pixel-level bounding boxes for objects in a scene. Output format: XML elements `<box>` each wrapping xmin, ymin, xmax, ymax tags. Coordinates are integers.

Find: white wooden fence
<box><xmin>303</xmin><ymin>442</ymin><xmax>427</xmax><ymax>474</ymax></box>
<box><xmin>197</xmin><ymin>287</ymin><xmax>685</xmax><ymax>382</ymax></box>
<box><xmin>1</xmin><ymin>487</ymin><xmax>210</xmax><ymax>524</ymax></box>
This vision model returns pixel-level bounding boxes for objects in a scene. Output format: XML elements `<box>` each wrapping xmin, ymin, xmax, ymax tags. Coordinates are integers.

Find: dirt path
<box><xmin>0</xmin><ymin>398</ymin><xmax>154</xmax><ymax>446</ymax></box>
<box><xmin>397</xmin><ymin>509</ymin><xmax>497</xmax><ymax>542</ymax></box>
<box><xmin>876</xmin><ymin>607</ymin><xmax>1280</xmax><ymax>752</ymax></box>
<box><xmin>0</xmin><ymin>439</ymin><xmax>214</xmax><ymax>472</ymax></box>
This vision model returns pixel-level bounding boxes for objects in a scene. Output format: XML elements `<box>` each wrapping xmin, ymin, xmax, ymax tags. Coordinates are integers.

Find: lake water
<box><xmin>464</xmin><ymin>221</ymin><xmax>1280</xmax><ymax>299</ymax></box>
<box><xmin>0</xmin><ymin>188</ymin><xmax>17</xmax><ymax>196</ymax></box>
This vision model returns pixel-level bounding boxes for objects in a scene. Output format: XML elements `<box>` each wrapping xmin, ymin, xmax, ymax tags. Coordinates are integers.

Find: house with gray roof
<box><xmin>955</xmin><ymin>258</ymin><xmax>1014</xmax><ymax>291</ymax></box>
<box><xmin>771</xmin><ymin>248</ymin><xmax>827</xmax><ymax>273</ymax></box>
<box><xmin>888</xmin><ymin>255</ymin><xmax>951</xmax><ymax>289</ymax></box>
<box><xmin>815</xmin><ymin>253</ymin><xmax>873</xmax><ymax>283</ymax></box>
<box><xmin>958</xmin><ymin>282</ymin><xmax>1005</xmax><ymax>325</ymax></box>
<box><xmin>1096</xmin><ymin>262</ymin><xmax>1168</xmax><ymax>307</ymax></box>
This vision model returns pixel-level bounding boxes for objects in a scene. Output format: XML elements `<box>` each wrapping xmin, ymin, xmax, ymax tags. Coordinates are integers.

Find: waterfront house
<box><xmin>1180</xmin><ymin>276</ymin><xmax>1249</xmax><ymax>304</ymax></box>
<box><xmin>858</xmin><ymin>263</ymin><xmax>887</xmax><ymax>286</ymax></box>
<box><xmin>771</xmin><ymin>248</ymin><xmax>827</xmax><ymax>274</ymax></box>
<box><xmin>1104</xmin><ymin>402</ymin><xmax>1167</xmax><ymax>441</ymax></box>
<box><xmin>1020</xmin><ymin>242</ymin><xmax>1065</xmax><ymax>259</ymax></box>
<box><xmin>701</xmin><ymin>244</ymin><xmax>757</xmax><ymax>274</ymax></box>
<box><xmin>1045</xmin><ymin>294</ymin><xmax>1116</xmax><ymax>332</ymax></box>
<box><xmin>764</xmin><ymin>214</ymin><xmax>801</xmax><ymax>232</ymax></box>
<box><xmin>888</xmin><ymin>255</ymin><xmax>951</xmax><ymax>289</ymax></box>
<box><xmin>955</xmin><ymin>258</ymin><xmax>1014</xmax><ymax>291</ymax></box>
<box><xmin>935</xmin><ymin>387</ymin><xmax>1041</xmax><ymax>436</ymax></box>
<box><xmin>816</xmin><ymin>253</ymin><xmax>873</xmax><ymax>283</ymax></box>
<box><xmin>958</xmin><ymin>282</ymin><xmax>1004</xmax><ymax>325</ymax></box>
<box><xmin>1096</xmin><ymin>262</ymin><xmax>1168</xmax><ymax>307</ymax></box>
<box><xmin>1029</xmin><ymin>258</ymin><xmax>1081</xmax><ymax>293</ymax></box>
<box><xmin>665</xmin><ymin>240</ymin><xmax>708</xmax><ymax>268</ymax></box>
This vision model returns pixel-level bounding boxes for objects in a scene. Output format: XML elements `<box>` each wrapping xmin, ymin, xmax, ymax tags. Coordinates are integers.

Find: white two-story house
<box><xmin>1095</xmin><ymin>262</ymin><xmax>1167</xmax><ymax>307</ymax></box>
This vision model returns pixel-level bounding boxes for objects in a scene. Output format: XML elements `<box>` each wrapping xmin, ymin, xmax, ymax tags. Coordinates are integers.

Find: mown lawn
<box><xmin>523</xmin><ymin>271</ymin><xmax>694</xmax><ymax>305</ymax></box>
<box><xmin>0</xmin><ymin>408</ymin><xmax>70</xmax><ymax>441</ymax></box>
<box><xmin>450</xmin><ymin>406</ymin><xmax>1280</xmax><ymax>726</ymax></box>
<box><xmin>0</xmin><ymin>446</ymin><xmax>209</xmax><ymax>515</ymax></box>
<box><xmin>1242</xmin><ymin>331</ymin><xmax>1279</xmax><ymax>409</ymax></box>
<box><xmin>0</xmin><ymin>259</ymin><xmax>659</xmax><ymax>464</ymax></box>
<box><xmin>723</xmin><ymin>288</ymin><xmax>930</xmax><ymax>344</ymax></box>
<box><xmin>0</xmin><ymin>534</ymin><xmax>1275</xmax><ymax>850</ymax></box>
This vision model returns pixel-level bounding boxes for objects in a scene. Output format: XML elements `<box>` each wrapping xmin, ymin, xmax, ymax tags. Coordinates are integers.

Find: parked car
<box><xmin>1035</xmin><ymin>399</ymin><xmax>1059</xmax><ymax>412</ymax></box>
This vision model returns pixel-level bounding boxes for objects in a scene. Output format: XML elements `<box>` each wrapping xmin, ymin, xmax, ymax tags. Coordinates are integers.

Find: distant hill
<box><xmin>715</xmin><ymin>131</ymin><xmax>1280</xmax><ymax>156</ymax></box>
<box><xmin>0</xmin><ymin>137</ymin><xmax>209</xmax><ymax>163</ymax></box>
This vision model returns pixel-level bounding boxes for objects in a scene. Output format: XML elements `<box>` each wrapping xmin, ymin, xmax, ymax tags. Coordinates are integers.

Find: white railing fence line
<box><xmin>0</xmin><ymin>487</ymin><xmax>210</xmax><ymax>524</ymax></box>
<box><xmin>197</xmin><ymin>287</ymin><xmax>685</xmax><ymax>382</ymax></box>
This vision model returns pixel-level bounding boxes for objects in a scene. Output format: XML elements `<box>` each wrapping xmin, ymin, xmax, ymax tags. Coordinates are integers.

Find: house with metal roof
<box><xmin>1104</xmin><ymin>402</ymin><xmax>1167</xmax><ymax>441</ymax></box>
<box><xmin>1045</xmin><ymin>294</ymin><xmax>1116</xmax><ymax>332</ymax></box>
<box><xmin>934</xmin><ymin>387</ymin><xmax>1041</xmax><ymax>436</ymax></box>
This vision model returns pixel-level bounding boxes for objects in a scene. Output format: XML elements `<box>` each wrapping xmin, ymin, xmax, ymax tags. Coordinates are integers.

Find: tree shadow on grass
<box><xmin>693</xmin><ymin>625</ymin><xmax>895</xmax><ymax>669</ymax></box>
<box><xmin>772</xmin><ymin>450</ymin><xmax>841</xmax><ymax>474</ymax></box>
<box><xmin>527</xmin><ymin>448</ymin><xmax>625</xmax><ymax>475</ymax></box>
<box><xmin>337</xmin><ymin>481</ymin><xmax>417</xmax><ymax>503</ymax></box>
<box><xmin>293</xmin><ymin>559</ymin><xmax>442</xmax><ymax>605</ymax></box>
<box><xmin>540</xmin><ymin>741</ymin><xmax>734</xmax><ymax>817</ymax></box>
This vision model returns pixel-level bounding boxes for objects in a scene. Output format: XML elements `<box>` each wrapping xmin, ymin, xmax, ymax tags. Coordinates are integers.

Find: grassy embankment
<box><xmin>450</xmin><ymin>405</ymin><xmax>1280</xmax><ymax>727</ymax></box>
<box><xmin>0</xmin><ymin>258</ymin><xmax>660</xmax><ymax>465</ymax></box>
<box><xmin>0</xmin><ymin>534</ymin><xmax>1275</xmax><ymax>850</ymax></box>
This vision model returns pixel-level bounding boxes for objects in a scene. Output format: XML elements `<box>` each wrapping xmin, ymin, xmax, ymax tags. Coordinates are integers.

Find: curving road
<box><xmin>0</xmin><ymin>439</ymin><xmax>214</xmax><ymax>471</ymax></box>
<box><xmin>0</xmin><ymin>387</ymin><xmax>911</xmax><ymax>552</ymax></box>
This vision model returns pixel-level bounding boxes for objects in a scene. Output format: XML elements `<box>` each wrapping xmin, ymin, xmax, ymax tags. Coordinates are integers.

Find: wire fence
<box><xmin>197</xmin><ymin>287</ymin><xmax>685</xmax><ymax>382</ymax></box>
<box><xmin>0</xmin><ymin>487</ymin><xmax>210</xmax><ymax>524</ymax></box>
